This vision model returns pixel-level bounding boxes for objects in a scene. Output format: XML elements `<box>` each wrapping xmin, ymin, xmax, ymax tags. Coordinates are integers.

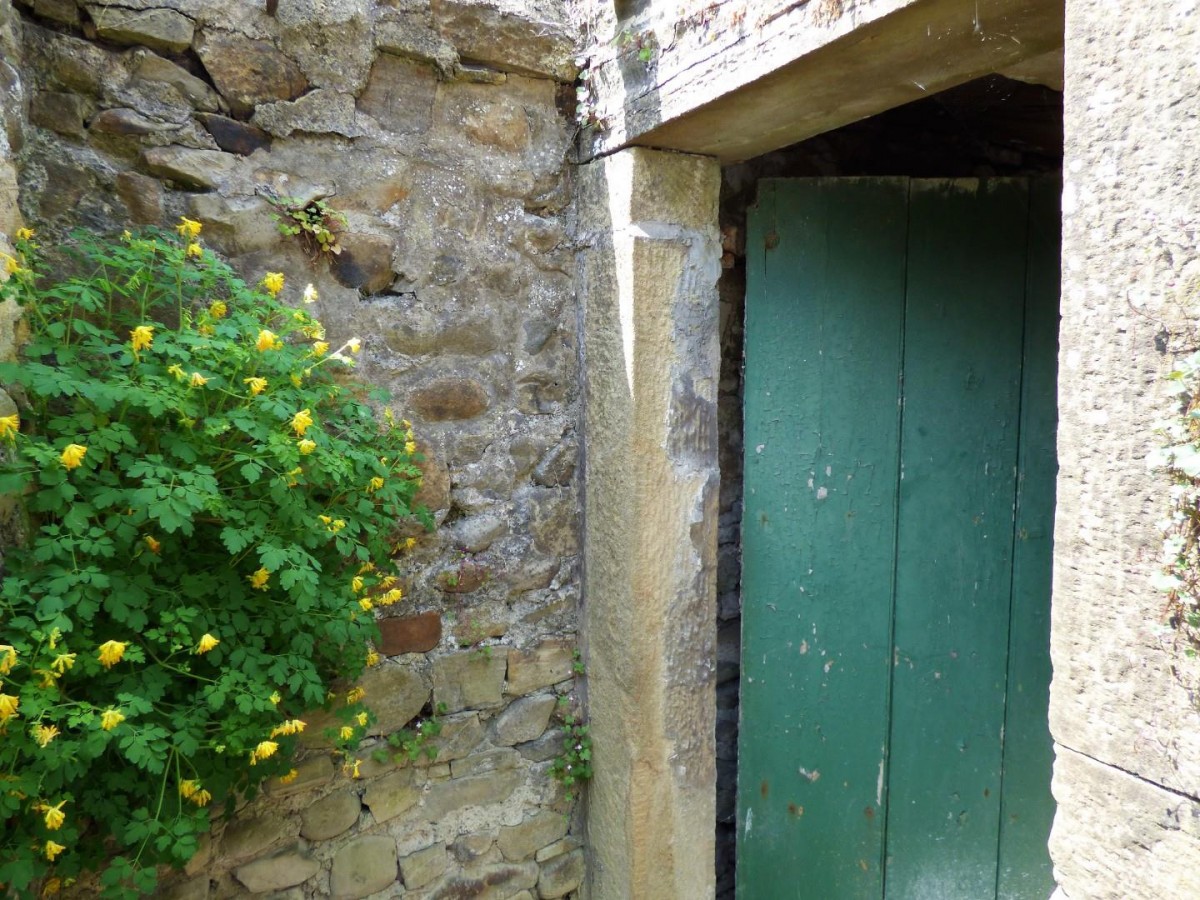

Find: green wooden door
<box><xmin>737</xmin><ymin>177</ymin><xmax>1059</xmax><ymax>900</ymax></box>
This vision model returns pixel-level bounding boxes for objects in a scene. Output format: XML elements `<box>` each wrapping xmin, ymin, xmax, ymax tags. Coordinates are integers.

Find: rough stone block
<box><xmin>374</xmin><ymin>9</ymin><xmax>458</xmax><ymax>75</ymax></box>
<box><xmin>186</xmin><ymin>194</ymin><xmax>278</xmax><ymax>255</ymax></box>
<box><xmin>363</xmin><ymin>768</ymin><xmax>422</xmax><ymax>824</ymax></box>
<box><xmin>427</xmin><ymin>862</ymin><xmax>538</xmax><ymax>899</ymax></box>
<box><xmin>462</xmin><ymin>93</ymin><xmax>531</xmax><ymax>151</ymax></box>
<box><xmin>142</xmin><ymin>146</ymin><xmax>239</xmax><ymax>191</ymax></box>
<box><xmin>220</xmin><ymin>812</ymin><xmax>294</xmax><ymax>863</ymax></box>
<box><xmin>304</xmin><ymin>663</ymin><xmax>431</xmax><ymax>747</ymax></box>
<box><xmin>234</xmin><ymin>847</ymin><xmax>320</xmax><ymax>893</ymax></box>
<box><xmin>429</xmin><ymin>0</ymin><xmax>576</xmax><ymax>81</ymax></box>
<box><xmin>87</xmin><ymin>6</ymin><xmax>194</xmax><ymax>53</ymax></box>
<box><xmin>449</xmin><ymin>829</ymin><xmax>496</xmax><ymax>862</ymax></box>
<box><xmin>267</xmin><ymin>753</ymin><xmax>335</xmax><ymax>798</ymax></box>
<box><xmin>452</xmin><ymin>514</ymin><xmax>507</xmax><ymax>552</ymax></box>
<box><xmin>535</xmin><ymin>835</ymin><xmax>581</xmax><ymax>863</ymax></box>
<box><xmin>358</xmin><ymin>53</ymin><xmax>437</xmax><ymax>135</ymax></box>
<box><xmin>506</xmin><ymin>641</ymin><xmax>573</xmax><ymax>696</ymax></box>
<box><xmin>160</xmin><ymin>877</ymin><xmax>208</xmax><ymax>900</ymax></box>
<box><xmin>399</xmin><ymin>842</ymin><xmax>448</xmax><ymax>890</ymax></box>
<box><xmin>23</xmin><ymin>0</ymin><xmax>79</xmax><ymax>26</ymax></box>
<box><xmin>252</xmin><ymin>89</ymin><xmax>360</xmax><ymax>138</ymax></box>
<box><xmin>29</xmin><ymin>91</ymin><xmax>88</xmax><ymax>137</ymax></box>
<box><xmin>330</xmin><ymin>231</ymin><xmax>396</xmax><ymax>294</ymax></box>
<box><xmin>379</xmin><ymin>611</ymin><xmax>442</xmax><ymax>655</ymax></box>
<box><xmin>410</xmin><ymin>377</ymin><xmax>490</xmax><ymax>421</ymax></box>
<box><xmin>194</xmin><ymin>31</ymin><xmax>308</xmax><ymax>117</ymax></box>
<box><xmin>421</xmin><ymin>712</ymin><xmax>484</xmax><ymax>766</ymax></box>
<box><xmin>421</xmin><ymin>769</ymin><xmax>522</xmax><ymax>821</ymax></box>
<box><xmin>300</xmin><ymin>790</ymin><xmax>361</xmax><ymax>840</ymax></box>
<box><xmin>496</xmin><ymin>809</ymin><xmax>568</xmax><ymax>862</ymax></box>
<box><xmin>413</xmin><ymin>446</ymin><xmax>451</xmax><ymax>512</ymax></box>
<box><xmin>198</xmin><ymin>114</ymin><xmax>270</xmax><ymax>156</ymax></box>
<box><xmin>492</xmin><ymin>693</ymin><xmax>557</xmax><ymax>747</ymax></box>
<box><xmin>131</xmin><ymin>52</ymin><xmax>221</xmax><ymax>113</ymax></box>
<box><xmin>331</xmin><ymin>835</ymin><xmax>398</xmax><ymax>899</ymax></box>
<box><xmin>449</xmin><ymin>747</ymin><xmax>520</xmax><ymax>779</ymax></box>
<box><xmin>23</xmin><ymin>24</ymin><xmax>118</xmax><ymax>96</ymax></box>
<box><xmin>537</xmin><ymin>848</ymin><xmax>583</xmax><ymax>898</ymax></box>
<box><xmin>516</xmin><ymin>729</ymin><xmax>561</xmax><ymax>763</ymax></box>
<box><xmin>90</xmin><ymin>108</ymin><xmax>165</xmax><ymax>136</ymax></box>
<box><xmin>432</xmin><ymin>650</ymin><xmax>508</xmax><ymax>712</ymax></box>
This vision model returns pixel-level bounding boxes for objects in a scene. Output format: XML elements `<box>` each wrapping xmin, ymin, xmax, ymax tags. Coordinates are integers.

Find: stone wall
<box><xmin>3</xmin><ymin>0</ymin><xmax>587</xmax><ymax>896</ymax></box>
<box><xmin>1050</xmin><ymin>1</ymin><xmax>1200</xmax><ymax>896</ymax></box>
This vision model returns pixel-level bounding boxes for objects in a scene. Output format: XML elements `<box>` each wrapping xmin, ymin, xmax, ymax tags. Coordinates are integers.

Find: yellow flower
<box><xmin>0</xmin><ymin>693</ymin><xmax>18</xmax><ymax>721</ymax></box>
<box><xmin>339</xmin><ymin>726</ymin><xmax>355</xmax><ymax>741</ymax></box>
<box><xmin>290</xmin><ymin>372</ymin><xmax>303</xmax><ymax>388</ymax></box>
<box><xmin>270</xmin><ymin>719</ymin><xmax>306</xmax><ymax>737</ymax></box>
<box><xmin>97</xmin><ymin>640</ymin><xmax>126</xmax><ymax>669</ymax></box>
<box><xmin>189</xmin><ymin>371</ymin><xmax>208</xmax><ymax>387</ymax></box>
<box><xmin>192</xmin><ymin>788</ymin><xmax>212</xmax><ymax>807</ymax></box>
<box><xmin>40</xmin><ymin>799</ymin><xmax>67</xmax><ymax>831</ymax></box>
<box><xmin>252</xmin><ymin>740</ymin><xmax>278</xmax><ymax>763</ymax></box>
<box><xmin>244</xmin><ymin>376</ymin><xmax>268</xmax><ymax>396</ymax></box>
<box><xmin>379</xmin><ymin>588</ymin><xmax>402</xmax><ymax>607</ymax></box>
<box><xmin>99</xmin><ymin>708</ymin><xmax>125</xmax><ymax>731</ymax></box>
<box><xmin>35</xmin><ymin>724</ymin><xmax>60</xmax><ymax>748</ymax></box>
<box><xmin>44</xmin><ymin>840</ymin><xmax>66</xmax><ymax>861</ymax></box>
<box><xmin>144</xmin><ymin>535</ymin><xmax>161</xmax><ymax>554</ymax></box>
<box><xmin>285</xmin><ymin>466</ymin><xmax>302</xmax><ymax>487</ymax></box>
<box><xmin>0</xmin><ymin>644</ymin><xmax>16</xmax><ymax>675</ymax></box>
<box><xmin>355</xmin><ymin>711</ymin><xmax>368</xmax><ymax>727</ymax></box>
<box><xmin>347</xmin><ymin>338</ymin><xmax>362</xmax><ymax>354</ymax></box>
<box><xmin>42</xmin><ymin>877</ymin><xmax>62</xmax><ymax>897</ymax></box>
<box><xmin>0</xmin><ymin>413</ymin><xmax>19</xmax><ymax>440</ymax></box>
<box><xmin>302</xmin><ymin>284</ymin><xmax>318</xmax><ymax>304</ymax></box>
<box><xmin>167</xmin><ymin>364</ymin><xmax>185</xmax><ymax>381</ymax></box>
<box><xmin>34</xmin><ymin>669</ymin><xmax>58</xmax><ymax>689</ymax></box>
<box><xmin>121</xmin><ymin>230</ymin><xmax>132</xmax><ymax>241</ymax></box>
<box><xmin>405</xmin><ymin>537</ymin><xmax>417</xmax><ymax>551</ymax></box>
<box><xmin>248</xmin><ymin>568</ymin><xmax>270</xmax><ymax>591</ymax></box>
<box><xmin>269</xmin><ymin>691</ymin><xmax>281</xmax><ymax>705</ymax></box>
<box><xmin>209</xmin><ymin>300</ymin><xmax>228</xmax><ymax>319</ymax></box>
<box><xmin>346</xmin><ymin>686</ymin><xmax>365</xmax><ymax>705</ymax></box>
<box><xmin>405</xmin><ymin>441</ymin><xmax>417</xmax><ymax>455</ymax></box>
<box><xmin>15</xmin><ymin>227</ymin><xmax>34</xmax><ymax>241</ymax></box>
<box><xmin>278</xmin><ymin>769</ymin><xmax>299</xmax><ymax>785</ymax></box>
<box><xmin>291</xmin><ymin>408</ymin><xmax>314</xmax><ymax>436</ymax></box>
<box><xmin>367</xmin><ymin>476</ymin><xmax>384</xmax><ymax>493</ymax></box>
<box><xmin>178</xmin><ymin>779</ymin><xmax>199</xmax><ymax>799</ymax></box>
<box><xmin>195</xmin><ymin>633</ymin><xmax>219</xmax><ymax>654</ymax></box>
<box><xmin>50</xmin><ymin>653</ymin><xmax>75</xmax><ymax>675</ymax></box>
<box><xmin>185</xmin><ymin>242</ymin><xmax>203</xmax><ymax>259</ymax></box>
<box><xmin>366</xmin><ymin>650</ymin><xmax>380</xmax><ymax>667</ymax></box>
<box><xmin>358</xmin><ymin>597</ymin><xmax>373</xmax><ymax>612</ymax></box>
<box><xmin>176</xmin><ymin>217</ymin><xmax>202</xmax><ymax>239</ymax></box>
<box><xmin>298</xmin><ymin>439</ymin><xmax>316</xmax><ymax>455</ymax></box>
<box><xmin>130</xmin><ymin>325</ymin><xmax>154</xmax><ymax>352</ymax></box>
<box><xmin>351</xmin><ymin>576</ymin><xmax>364</xmax><ymax>594</ymax></box>
<box><xmin>348</xmin><ymin>759</ymin><xmax>361</xmax><ymax>779</ymax></box>
<box><xmin>60</xmin><ymin>444</ymin><xmax>87</xmax><ymax>470</ymax></box>
<box><xmin>312</xmin><ymin>340</ymin><xmax>329</xmax><ymax>357</ymax></box>
<box><xmin>48</xmin><ymin>628</ymin><xmax>60</xmax><ymax>651</ymax></box>
<box><xmin>3</xmin><ymin>255</ymin><xmax>24</xmax><ymax>276</ymax></box>
<box><xmin>256</xmin><ymin>329</ymin><xmax>281</xmax><ymax>352</ymax></box>
<box><xmin>262</xmin><ymin>272</ymin><xmax>285</xmax><ymax>296</ymax></box>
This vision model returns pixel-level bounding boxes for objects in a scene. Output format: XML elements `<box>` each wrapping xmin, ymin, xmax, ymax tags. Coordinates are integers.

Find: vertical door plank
<box><xmin>883</xmin><ymin>179</ymin><xmax>1030</xmax><ymax>899</ymax></box>
<box><xmin>996</xmin><ymin>177</ymin><xmax>1060</xmax><ymax>899</ymax></box>
<box><xmin>739</xmin><ymin>177</ymin><xmax>909</xmax><ymax>899</ymax></box>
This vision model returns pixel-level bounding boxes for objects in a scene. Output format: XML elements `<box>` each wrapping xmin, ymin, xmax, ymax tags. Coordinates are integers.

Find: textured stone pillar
<box><xmin>577</xmin><ymin>147</ymin><xmax>721</xmax><ymax>899</ymax></box>
<box><xmin>1050</xmin><ymin>1</ymin><xmax>1200</xmax><ymax>896</ymax></box>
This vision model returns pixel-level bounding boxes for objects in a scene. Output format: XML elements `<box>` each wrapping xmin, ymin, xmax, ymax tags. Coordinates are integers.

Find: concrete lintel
<box><xmin>577</xmin><ymin>147</ymin><xmax>721</xmax><ymax>899</ymax></box>
<box><xmin>588</xmin><ymin>0</ymin><xmax>1064</xmax><ymax>164</ymax></box>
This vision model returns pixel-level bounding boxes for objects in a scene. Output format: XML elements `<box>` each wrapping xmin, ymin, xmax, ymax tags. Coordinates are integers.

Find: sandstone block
<box><xmin>421</xmin><ymin>712</ymin><xmax>484</xmax><ymax>766</ymax></box>
<box><xmin>410</xmin><ymin>377</ymin><xmax>490</xmax><ymax>421</ymax></box>
<box><xmin>359</xmin><ymin>53</ymin><xmax>437</xmax><ymax>135</ymax></box>
<box><xmin>379</xmin><ymin>611</ymin><xmax>442</xmax><ymax>655</ymax></box>
<box><xmin>131</xmin><ymin>52</ymin><xmax>220</xmax><ymax>113</ymax></box>
<box><xmin>429</xmin><ymin>0</ymin><xmax>576</xmax><ymax>81</ymax></box>
<box><xmin>375</xmin><ymin>10</ymin><xmax>458</xmax><ymax>76</ymax></box>
<box><xmin>331</xmin><ymin>835</ymin><xmax>398</xmax><ymax>900</ymax></box>
<box><xmin>330</xmin><ymin>231</ymin><xmax>396</xmax><ymax>294</ymax></box>
<box><xmin>303</xmin><ymin>662</ymin><xmax>431</xmax><ymax>746</ymax></box>
<box><xmin>433</xmin><ymin>649</ymin><xmax>508</xmax><ymax>712</ymax></box>
<box><xmin>450</xmin><ymin>829</ymin><xmax>496</xmax><ymax>862</ymax></box>
<box><xmin>186</xmin><ymin>194</ymin><xmax>278</xmax><ymax>255</ymax></box>
<box><xmin>87</xmin><ymin>6</ymin><xmax>194</xmax><ymax>53</ymax></box>
<box><xmin>142</xmin><ymin>146</ymin><xmax>238</xmax><ymax>191</ymax></box>
<box><xmin>532</xmin><ymin>440</ymin><xmax>577</xmax><ymax>488</ymax></box>
<box><xmin>90</xmin><ymin>108</ymin><xmax>164</xmax><ymax>136</ymax></box>
<box><xmin>463</xmin><ymin>96</ymin><xmax>530</xmax><ymax>151</ymax></box>
<box><xmin>516</xmin><ymin>729</ymin><xmax>561</xmax><ymax>763</ymax></box>
<box><xmin>23</xmin><ymin>25</ymin><xmax>118</xmax><ymax>96</ymax></box>
<box><xmin>252</xmin><ymin>89</ymin><xmax>359</xmax><ymax>138</ymax></box>
<box><xmin>413</xmin><ymin>445</ymin><xmax>451</xmax><ymax>512</ymax></box>
<box><xmin>496</xmin><ymin>810</ymin><xmax>568</xmax><ymax>862</ymax></box>
<box><xmin>220</xmin><ymin>812</ymin><xmax>293</xmax><ymax>863</ymax></box>
<box><xmin>492</xmin><ymin>693</ymin><xmax>557</xmax><ymax>747</ymax></box>
<box><xmin>506</xmin><ymin>641</ymin><xmax>573</xmax><ymax>696</ymax></box>
<box><xmin>267</xmin><ymin>753</ymin><xmax>335</xmax><ymax>798</ymax></box>
<box><xmin>29</xmin><ymin>91</ymin><xmax>88</xmax><ymax>137</ymax></box>
<box><xmin>23</xmin><ymin>0</ymin><xmax>79</xmax><ymax>26</ymax></box>
<box><xmin>399</xmin><ymin>842</ymin><xmax>448</xmax><ymax>890</ymax></box>
<box><xmin>535</xmin><ymin>835</ymin><xmax>581</xmax><ymax>863</ymax></box>
<box><xmin>234</xmin><ymin>848</ymin><xmax>320</xmax><ymax>894</ymax></box>
<box><xmin>537</xmin><ymin>848</ymin><xmax>583</xmax><ymax>898</ymax></box>
<box><xmin>198</xmin><ymin>114</ymin><xmax>270</xmax><ymax>156</ymax></box>
<box><xmin>449</xmin><ymin>748</ymin><xmax>520</xmax><ymax>779</ymax></box>
<box><xmin>160</xmin><ymin>877</ymin><xmax>208</xmax><ymax>900</ymax></box>
<box><xmin>300</xmin><ymin>790</ymin><xmax>361</xmax><ymax>840</ymax></box>
<box><xmin>363</xmin><ymin>768</ymin><xmax>422</xmax><ymax>824</ymax></box>
<box><xmin>453</xmin><ymin>514</ymin><xmax>507</xmax><ymax>552</ymax></box>
<box><xmin>421</xmin><ymin>769</ymin><xmax>522</xmax><ymax>821</ymax></box>
<box><xmin>194</xmin><ymin>31</ymin><xmax>308</xmax><ymax>117</ymax></box>
<box><xmin>427</xmin><ymin>862</ymin><xmax>538</xmax><ymax>900</ymax></box>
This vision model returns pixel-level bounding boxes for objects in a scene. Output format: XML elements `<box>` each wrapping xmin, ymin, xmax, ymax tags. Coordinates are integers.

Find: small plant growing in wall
<box><xmin>268</xmin><ymin>194</ymin><xmax>347</xmax><ymax>259</ymax></box>
<box><xmin>550</xmin><ymin>651</ymin><xmax>593</xmax><ymax>797</ymax></box>
<box><xmin>0</xmin><ymin>223</ymin><xmax>429</xmax><ymax>896</ymax></box>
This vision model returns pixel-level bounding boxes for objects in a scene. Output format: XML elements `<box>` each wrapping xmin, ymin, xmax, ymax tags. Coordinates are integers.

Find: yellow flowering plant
<box><xmin>0</xmin><ymin>226</ymin><xmax>429</xmax><ymax>896</ymax></box>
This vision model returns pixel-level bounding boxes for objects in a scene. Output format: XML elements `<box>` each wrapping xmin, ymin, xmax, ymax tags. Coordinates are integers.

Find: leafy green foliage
<box><xmin>0</xmin><ymin>225</ymin><xmax>427</xmax><ymax>896</ymax></box>
<box><xmin>268</xmin><ymin>196</ymin><xmax>347</xmax><ymax>259</ymax></box>
<box><xmin>548</xmin><ymin>714</ymin><xmax>592</xmax><ymax>796</ymax></box>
